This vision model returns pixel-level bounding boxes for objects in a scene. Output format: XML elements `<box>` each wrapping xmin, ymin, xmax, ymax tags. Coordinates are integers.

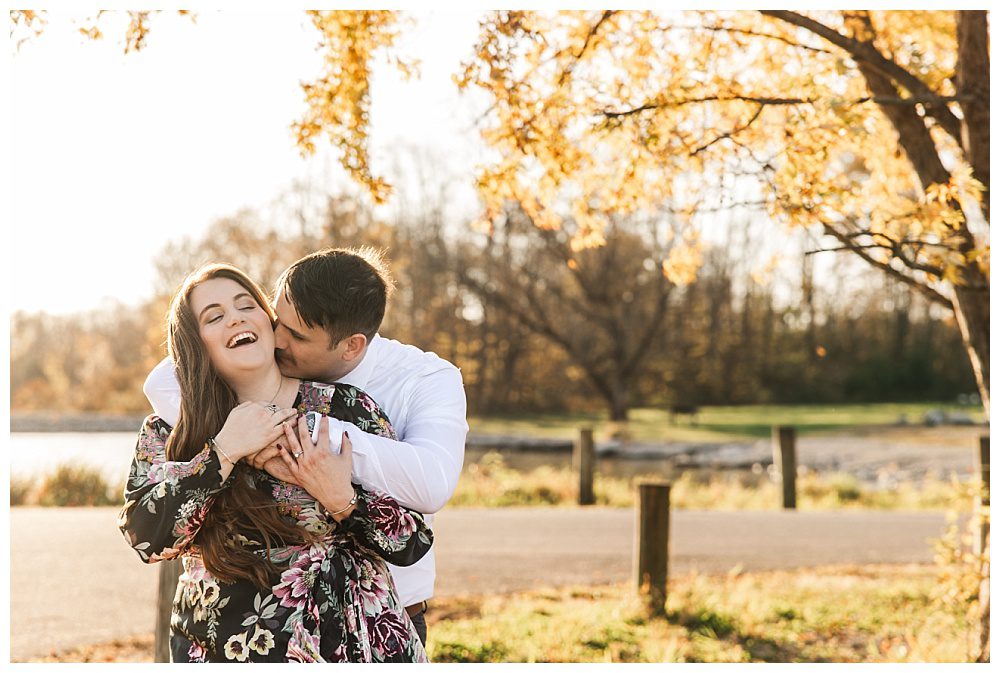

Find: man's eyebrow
<box><xmin>276</xmin><ymin>318</ymin><xmax>306</xmax><ymax>339</ymax></box>
<box><xmin>197</xmin><ymin>293</ymin><xmax>254</xmax><ymax>320</ymax></box>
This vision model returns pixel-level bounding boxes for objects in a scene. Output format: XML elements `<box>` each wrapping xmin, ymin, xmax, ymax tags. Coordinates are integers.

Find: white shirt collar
<box><xmin>335</xmin><ymin>333</ymin><xmax>381</xmax><ymax>389</ymax></box>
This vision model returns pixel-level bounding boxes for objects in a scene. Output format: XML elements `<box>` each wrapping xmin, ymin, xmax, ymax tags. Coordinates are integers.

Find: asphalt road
<box><xmin>9</xmin><ymin>506</ymin><xmax>950</xmax><ymax>661</ymax></box>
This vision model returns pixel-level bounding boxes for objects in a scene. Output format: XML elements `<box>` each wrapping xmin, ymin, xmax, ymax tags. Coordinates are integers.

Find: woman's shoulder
<box><xmin>296</xmin><ymin>380</ymin><xmax>374</xmax><ymax>412</ymax></box>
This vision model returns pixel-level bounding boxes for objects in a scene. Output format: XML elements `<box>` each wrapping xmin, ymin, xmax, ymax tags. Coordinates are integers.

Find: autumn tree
<box><xmin>460</xmin><ymin>207</ymin><xmax>683</xmax><ymax>421</ymax></box>
<box><xmin>455</xmin><ymin>10</ymin><xmax>990</xmax><ymax>416</ymax></box>
<box><xmin>13</xmin><ymin>9</ymin><xmax>989</xmax><ymax>416</ymax></box>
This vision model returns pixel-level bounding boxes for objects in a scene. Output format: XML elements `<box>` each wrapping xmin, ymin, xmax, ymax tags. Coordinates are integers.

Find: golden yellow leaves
<box><xmin>11</xmin><ymin>11</ymin><xmax>195</xmax><ymax>54</ymax></box>
<box><xmin>11</xmin><ymin>10</ymin><xmax>48</xmax><ymax>49</ymax></box>
<box><xmin>661</xmin><ymin>230</ymin><xmax>702</xmax><ymax>286</ymax></box>
<box><xmin>293</xmin><ymin>10</ymin><xmax>411</xmax><ymax>204</ymax></box>
<box><xmin>78</xmin><ymin>25</ymin><xmax>103</xmax><ymax>41</ymax></box>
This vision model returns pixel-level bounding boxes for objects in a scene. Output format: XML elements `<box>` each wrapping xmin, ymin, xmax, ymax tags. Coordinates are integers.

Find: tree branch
<box><xmin>817</xmin><ymin>224</ymin><xmax>951</xmax><ymax>306</ymax></box>
<box><xmin>601</xmin><ymin>93</ymin><xmax>968</xmax><ymax>121</ymax></box>
<box><xmin>759</xmin><ymin>10</ymin><xmax>964</xmax><ymax>145</ymax></box>
<box><xmin>691</xmin><ymin>103</ymin><xmax>765</xmax><ymax>156</ymax></box>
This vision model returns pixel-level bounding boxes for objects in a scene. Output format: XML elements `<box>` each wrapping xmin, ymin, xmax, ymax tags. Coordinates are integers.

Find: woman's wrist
<box><xmin>208</xmin><ymin>436</ymin><xmax>235</xmax><ymax>465</ymax></box>
<box><xmin>322</xmin><ymin>490</ymin><xmax>358</xmax><ymax>521</ymax></box>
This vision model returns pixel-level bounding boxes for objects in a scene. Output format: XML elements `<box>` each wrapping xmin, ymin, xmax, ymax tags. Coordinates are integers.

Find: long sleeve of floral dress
<box><xmin>117</xmin><ymin>380</ymin><xmax>432</xmax><ymax>663</ymax></box>
<box><xmin>117</xmin><ymin>414</ymin><xmax>431</xmax><ymax>568</ymax></box>
<box><xmin>117</xmin><ymin>416</ymin><xmax>233</xmax><ymax>563</ymax></box>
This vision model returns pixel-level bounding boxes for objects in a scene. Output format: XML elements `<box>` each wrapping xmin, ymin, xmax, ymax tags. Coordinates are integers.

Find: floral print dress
<box><xmin>118</xmin><ymin>381</ymin><xmax>432</xmax><ymax>662</ymax></box>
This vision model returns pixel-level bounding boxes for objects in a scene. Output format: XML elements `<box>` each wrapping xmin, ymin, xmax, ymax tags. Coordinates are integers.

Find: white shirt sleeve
<box><xmin>326</xmin><ymin>367</ymin><xmax>468</xmax><ymax>514</ymax></box>
<box><xmin>143</xmin><ymin>356</ymin><xmax>182</xmax><ymax>427</ymax></box>
<box><xmin>143</xmin><ymin>353</ymin><xmax>468</xmax><ymax>515</ymax></box>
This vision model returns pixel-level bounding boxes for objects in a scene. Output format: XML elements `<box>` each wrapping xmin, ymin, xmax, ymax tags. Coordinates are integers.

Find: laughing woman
<box><xmin>118</xmin><ymin>264</ymin><xmax>431</xmax><ymax>662</ymax></box>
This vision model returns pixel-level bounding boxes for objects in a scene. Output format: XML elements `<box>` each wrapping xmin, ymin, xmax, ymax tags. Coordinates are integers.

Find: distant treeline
<box><xmin>11</xmin><ymin>188</ymin><xmax>975</xmax><ymax>419</ymax></box>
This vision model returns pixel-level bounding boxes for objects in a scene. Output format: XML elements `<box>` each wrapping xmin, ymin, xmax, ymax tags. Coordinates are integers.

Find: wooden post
<box><xmin>975</xmin><ymin>435</ymin><xmax>990</xmax><ymax>555</ymax></box>
<box><xmin>975</xmin><ymin>435</ymin><xmax>989</xmax><ymax>663</ymax></box>
<box><xmin>155</xmin><ymin>560</ymin><xmax>181</xmax><ymax>662</ymax></box>
<box><xmin>634</xmin><ymin>480</ymin><xmax>671</xmax><ymax>617</ymax></box>
<box><xmin>772</xmin><ymin>426</ymin><xmax>797</xmax><ymax>510</ymax></box>
<box><xmin>574</xmin><ymin>427</ymin><xmax>595</xmax><ymax>506</ymax></box>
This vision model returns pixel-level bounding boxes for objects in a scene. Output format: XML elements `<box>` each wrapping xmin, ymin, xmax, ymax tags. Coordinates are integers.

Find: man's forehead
<box><xmin>275</xmin><ymin>290</ymin><xmax>324</xmax><ymax>336</ymax></box>
<box><xmin>274</xmin><ymin>291</ymin><xmax>305</xmax><ymax>327</ymax></box>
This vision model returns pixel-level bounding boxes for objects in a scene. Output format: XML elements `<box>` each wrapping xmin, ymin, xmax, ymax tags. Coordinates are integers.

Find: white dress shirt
<box><xmin>142</xmin><ymin>334</ymin><xmax>469</xmax><ymax>607</ymax></box>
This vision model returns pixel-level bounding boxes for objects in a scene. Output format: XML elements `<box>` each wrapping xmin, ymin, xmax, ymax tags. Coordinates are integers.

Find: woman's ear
<box><xmin>342</xmin><ymin>334</ymin><xmax>368</xmax><ymax>362</ymax></box>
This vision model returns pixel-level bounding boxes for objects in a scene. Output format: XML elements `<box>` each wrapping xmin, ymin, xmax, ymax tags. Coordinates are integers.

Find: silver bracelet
<box><xmin>324</xmin><ymin>492</ymin><xmax>358</xmax><ymax>519</ymax></box>
<box><xmin>208</xmin><ymin>436</ymin><xmax>234</xmax><ymax>465</ymax></box>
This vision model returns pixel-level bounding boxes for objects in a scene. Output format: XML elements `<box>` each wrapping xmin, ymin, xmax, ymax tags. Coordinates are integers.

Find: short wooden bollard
<box><xmin>635</xmin><ymin>480</ymin><xmax>671</xmax><ymax>617</ymax></box>
<box><xmin>772</xmin><ymin>426</ymin><xmax>797</xmax><ymax>510</ymax></box>
<box><xmin>574</xmin><ymin>427</ymin><xmax>595</xmax><ymax>506</ymax></box>
<box><xmin>975</xmin><ymin>435</ymin><xmax>989</xmax><ymax>663</ymax></box>
<box><xmin>155</xmin><ymin>560</ymin><xmax>182</xmax><ymax>662</ymax></box>
<box><xmin>976</xmin><ymin>435</ymin><xmax>990</xmax><ymax>556</ymax></box>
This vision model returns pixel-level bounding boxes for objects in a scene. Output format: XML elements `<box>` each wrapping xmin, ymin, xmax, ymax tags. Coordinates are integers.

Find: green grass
<box><xmin>451</xmin><ymin>451</ymin><xmax>963</xmax><ymax>510</ymax></box>
<box><xmin>469</xmin><ymin>402</ymin><xmax>985</xmax><ymax>442</ymax></box>
<box><xmin>426</xmin><ymin>565</ymin><xmax>976</xmax><ymax>662</ymax></box>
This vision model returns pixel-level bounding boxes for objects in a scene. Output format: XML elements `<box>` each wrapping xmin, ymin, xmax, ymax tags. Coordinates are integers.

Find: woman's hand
<box><xmin>213</xmin><ymin>401</ymin><xmax>299</xmax><ymax>464</ymax></box>
<box><xmin>279</xmin><ymin>415</ymin><xmax>357</xmax><ymax>521</ymax></box>
<box><xmin>245</xmin><ymin>439</ymin><xmax>300</xmax><ymax>486</ymax></box>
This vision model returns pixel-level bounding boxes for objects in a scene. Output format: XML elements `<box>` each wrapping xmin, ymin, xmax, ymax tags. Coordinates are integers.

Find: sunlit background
<box><xmin>6</xmin><ymin>7</ymin><xmax>990</xmax><ymax>665</ymax></box>
<box><xmin>11</xmin><ymin>10</ymin><xmax>484</xmax><ymax>314</ymax></box>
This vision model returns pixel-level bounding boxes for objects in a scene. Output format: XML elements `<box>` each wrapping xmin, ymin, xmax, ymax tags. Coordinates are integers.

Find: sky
<box><xmin>9</xmin><ymin>9</ymin><xmax>486</xmax><ymax>315</ymax></box>
<box><xmin>6</xmin><ymin>6</ymin><xmax>888</xmax><ymax>319</ymax></box>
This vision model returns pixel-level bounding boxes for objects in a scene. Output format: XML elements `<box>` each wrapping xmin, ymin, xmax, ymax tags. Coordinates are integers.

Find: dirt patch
<box><xmin>17</xmin><ymin>634</ymin><xmax>155</xmax><ymax>663</ymax></box>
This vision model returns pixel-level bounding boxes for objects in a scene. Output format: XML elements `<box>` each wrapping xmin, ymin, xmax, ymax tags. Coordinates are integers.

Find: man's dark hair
<box><xmin>275</xmin><ymin>247</ymin><xmax>394</xmax><ymax>345</ymax></box>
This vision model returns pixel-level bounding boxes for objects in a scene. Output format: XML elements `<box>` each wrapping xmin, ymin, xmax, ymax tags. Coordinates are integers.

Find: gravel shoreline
<box><xmin>10</xmin><ymin>413</ymin><xmax>148</xmax><ymax>433</ymax></box>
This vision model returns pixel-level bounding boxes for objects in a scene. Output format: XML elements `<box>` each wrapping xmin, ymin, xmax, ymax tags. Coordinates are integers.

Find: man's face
<box><xmin>272</xmin><ymin>290</ymin><xmax>352</xmax><ymax>383</ymax></box>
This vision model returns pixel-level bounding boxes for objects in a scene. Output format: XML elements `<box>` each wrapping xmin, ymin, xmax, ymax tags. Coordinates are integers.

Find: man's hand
<box><xmin>245</xmin><ymin>441</ymin><xmax>300</xmax><ymax>485</ymax></box>
<box><xmin>279</xmin><ymin>416</ymin><xmax>356</xmax><ymax>521</ymax></box>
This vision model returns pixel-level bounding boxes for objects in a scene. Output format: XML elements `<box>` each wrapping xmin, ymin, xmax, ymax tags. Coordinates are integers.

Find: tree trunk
<box><xmin>956</xmin><ymin>10</ymin><xmax>990</xmax><ymax>222</ymax></box>
<box><xmin>951</xmin><ymin>282</ymin><xmax>990</xmax><ymax>419</ymax></box>
<box><xmin>609</xmin><ymin>392</ymin><xmax>630</xmax><ymax>422</ymax></box>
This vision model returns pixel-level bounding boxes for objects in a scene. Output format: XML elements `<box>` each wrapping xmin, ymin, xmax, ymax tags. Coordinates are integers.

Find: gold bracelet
<box><xmin>208</xmin><ymin>436</ymin><xmax>234</xmax><ymax>465</ymax></box>
<box><xmin>324</xmin><ymin>492</ymin><xmax>358</xmax><ymax>519</ymax></box>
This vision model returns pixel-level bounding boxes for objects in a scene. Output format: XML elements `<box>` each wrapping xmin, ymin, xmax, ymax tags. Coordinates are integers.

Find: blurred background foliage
<box><xmin>10</xmin><ymin>180</ymin><xmax>975</xmax><ymax>419</ymax></box>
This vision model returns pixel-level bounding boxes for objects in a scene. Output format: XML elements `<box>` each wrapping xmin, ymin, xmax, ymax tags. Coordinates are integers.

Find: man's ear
<box><xmin>341</xmin><ymin>334</ymin><xmax>368</xmax><ymax>362</ymax></box>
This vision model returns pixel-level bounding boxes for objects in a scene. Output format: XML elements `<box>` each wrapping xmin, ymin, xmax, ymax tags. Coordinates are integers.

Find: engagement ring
<box><xmin>293</xmin><ymin>451</ymin><xmax>303</xmax><ymax>459</ymax></box>
<box><xmin>265</xmin><ymin>403</ymin><xmax>279</xmax><ymax>414</ymax></box>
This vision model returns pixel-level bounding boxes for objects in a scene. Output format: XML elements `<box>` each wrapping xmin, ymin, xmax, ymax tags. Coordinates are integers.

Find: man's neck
<box><xmin>332</xmin><ymin>340</ymin><xmax>375</xmax><ymax>386</ymax></box>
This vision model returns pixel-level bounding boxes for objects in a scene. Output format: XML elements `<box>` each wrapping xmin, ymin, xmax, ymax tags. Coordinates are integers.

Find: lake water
<box><xmin>9</xmin><ymin>432</ymin><xmax>139</xmax><ymax>483</ymax></box>
<box><xmin>8</xmin><ymin>433</ymin><xmax>680</xmax><ymax>483</ymax></box>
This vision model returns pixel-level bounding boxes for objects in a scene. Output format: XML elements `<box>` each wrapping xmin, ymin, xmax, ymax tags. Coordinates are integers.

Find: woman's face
<box><xmin>189</xmin><ymin>277</ymin><xmax>276</xmax><ymax>379</ymax></box>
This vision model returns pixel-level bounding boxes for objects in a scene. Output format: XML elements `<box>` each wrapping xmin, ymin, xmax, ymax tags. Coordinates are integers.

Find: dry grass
<box><xmin>451</xmin><ymin>451</ymin><xmax>961</xmax><ymax>510</ymax></box>
<box><xmin>425</xmin><ymin>565</ymin><xmax>976</xmax><ymax>663</ymax></box>
<box><xmin>27</xmin><ymin>565</ymin><xmax>975</xmax><ymax>663</ymax></box>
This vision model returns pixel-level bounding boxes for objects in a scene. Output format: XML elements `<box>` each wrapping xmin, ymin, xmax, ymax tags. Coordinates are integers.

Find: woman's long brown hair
<box><xmin>165</xmin><ymin>264</ymin><xmax>317</xmax><ymax>588</ymax></box>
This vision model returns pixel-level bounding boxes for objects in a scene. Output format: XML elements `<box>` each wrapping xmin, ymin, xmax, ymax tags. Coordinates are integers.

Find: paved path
<box><xmin>9</xmin><ymin>506</ymin><xmax>950</xmax><ymax>660</ymax></box>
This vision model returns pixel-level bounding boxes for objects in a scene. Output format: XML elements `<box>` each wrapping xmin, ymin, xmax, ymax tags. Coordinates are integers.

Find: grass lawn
<box><xmin>469</xmin><ymin>402</ymin><xmax>985</xmax><ymax>441</ymax></box>
<box><xmin>425</xmin><ymin>565</ymin><xmax>978</xmax><ymax>663</ymax></box>
<box><xmin>22</xmin><ymin>565</ymin><xmax>978</xmax><ymax>664</ymax></box>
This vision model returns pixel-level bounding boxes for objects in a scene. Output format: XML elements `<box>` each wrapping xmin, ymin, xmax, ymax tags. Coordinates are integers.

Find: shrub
<box><xmin>828</xmin><ymin>473</ymin><xmax>862</xmax><ymax>503</ymax></box>
<box><xmin>34</xmin><ymin>465</ymin><xmax>117</xmax><ymax>506</ymax></box>
<box><xmin>10</xmin><ymin>476</ymin><xmax>36</xmax><ymax>506</ymax></box>
<box><xmin>431</xmin><ymin>640</ymin><xmax>508</xmax><ymax>663</ymax></box>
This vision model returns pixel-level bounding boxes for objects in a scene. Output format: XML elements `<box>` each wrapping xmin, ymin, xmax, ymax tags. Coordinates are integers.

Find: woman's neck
<box><xmin>228</xmin><ymin>365</ymin><xmax>287</xmax><ymax>405</ymax></box>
